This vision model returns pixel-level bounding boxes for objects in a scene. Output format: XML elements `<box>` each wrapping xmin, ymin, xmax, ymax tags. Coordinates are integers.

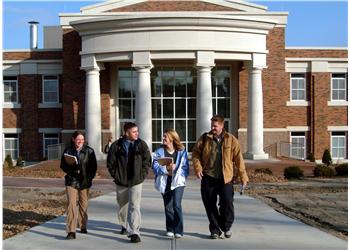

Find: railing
<box><xmin>279</xmin><ymin>141</ymin><xmax>305</xmax><ymax>160</ymax></box>
<box><xmin>264</xmin><ymin>142</ymin><xmax>278</xmax><ymax>158</ymax></box>
<box><xmin>47</xmin><ymin>143</ymin><xmax>66</xmax><ymax>160</ymax></box>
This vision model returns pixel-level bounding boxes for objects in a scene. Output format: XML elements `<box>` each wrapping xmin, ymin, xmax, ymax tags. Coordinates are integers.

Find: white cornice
<box><xmin>286</xmin><ymin>46</ymin><xmax>348</xmax><ymax>50</ymax></box>
<box><xmin>285</xmin><ymin>58</ymin><xmax>347</xmax><ymax>62</ymax></box>
<box><xmin>3</xmin><ymin>49</ymin><xmax>62</xmax><ymax>52</ymax></box>
<box><xmin>3</xmin><ymin>60</ymin><xmax>63</xmax><ymax>64</ymax></box>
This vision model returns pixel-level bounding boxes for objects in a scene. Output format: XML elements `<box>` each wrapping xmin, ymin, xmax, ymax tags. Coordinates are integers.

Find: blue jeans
<box><xmin>162</xmin><ymin>178</ymin><xmax>185</xmax><ymax>235</ymax></box>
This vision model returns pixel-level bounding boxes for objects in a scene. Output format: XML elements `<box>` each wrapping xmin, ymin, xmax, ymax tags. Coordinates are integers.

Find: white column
<box><xmin>85</xmin><ymin>67</ymin><xmax>103</xmax><ymax>159</ymax></box>
<box><xmin>245</xmin><ymin>66</ymin><xmax>268</xmax><ymax>160</ymax></box>
<box><xmin>196</xmin><ymin>66</ymin><xmax>213</xmax><ymax>137</ymax></box>
<box><xmin>134</xmin><ymin>66</ymin><xmax>153</xmax><ymax>150</ymax></box>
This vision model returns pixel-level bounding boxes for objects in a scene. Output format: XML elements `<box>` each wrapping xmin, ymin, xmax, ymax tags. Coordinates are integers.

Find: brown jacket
<box><xmin>192</xmin><ymin>131</ymin><xmax>249</xmax><ymax>184</ymax></box>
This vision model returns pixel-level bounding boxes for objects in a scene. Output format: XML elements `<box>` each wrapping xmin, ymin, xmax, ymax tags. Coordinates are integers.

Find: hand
<box><xmin>241</xmin><ymin>180</ymin><xmax>248</xmax><ymax>188</ymax></box>
<box><xmin>196</xmin><ymin>171</ymin><xmax>203</xmax><ymax>180</ymax></box>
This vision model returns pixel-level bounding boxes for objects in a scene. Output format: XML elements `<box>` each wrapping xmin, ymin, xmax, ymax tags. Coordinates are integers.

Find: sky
<box><xmin>2</xmin><ymin>0</ymin><xmax>348</xmax><ymax>50</ymax></box>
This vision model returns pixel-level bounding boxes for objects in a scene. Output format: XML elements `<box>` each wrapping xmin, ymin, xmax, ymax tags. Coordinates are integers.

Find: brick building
<box><xmin>2</xmin><ymin>0</ymin><xmax>348</xmax><ymax>163</ymax></box>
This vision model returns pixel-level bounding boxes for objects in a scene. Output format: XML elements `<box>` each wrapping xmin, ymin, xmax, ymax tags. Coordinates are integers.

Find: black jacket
<box><xmin>107</xmin><ymin>138</ymin><xmax>151</xmax><ymax>187</ymax></box>
<box><xmin>60</xmin><ymin>145</ymin><xmax>97</xmax><ymax>189</ymax></box>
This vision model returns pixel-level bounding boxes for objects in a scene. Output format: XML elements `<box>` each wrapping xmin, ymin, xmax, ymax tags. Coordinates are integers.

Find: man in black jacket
<box><xmin>107</xmin><ymin>122</ymin><xmax>151</xmax><ymax>243</ymax></box>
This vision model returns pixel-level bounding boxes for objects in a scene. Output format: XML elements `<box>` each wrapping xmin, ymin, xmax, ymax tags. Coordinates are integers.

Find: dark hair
<box><xmin>70</xmin><ymin>130</ymin><xmax>85</xmax><ymax>147</ymax></box>
<box><xmin>211</xmin><ymin>115</ymin><xmax>224</xmax><ymax>123</ymax></box>
<box><xmin>123</xmin><ymin>122</ymin><xmax>138</xmax><ymax>133</ymax></box>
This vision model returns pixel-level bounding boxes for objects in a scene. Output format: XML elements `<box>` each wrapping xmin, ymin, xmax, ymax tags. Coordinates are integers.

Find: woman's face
<box><xmin>162</xmin><ymin>133</ymin><xmax>172</xmax><ymax>147</ymax></box>
<box><xmin>73</xmin><ymin>134</ymin><xmax>84</xmax><ymax>150</ymax></box>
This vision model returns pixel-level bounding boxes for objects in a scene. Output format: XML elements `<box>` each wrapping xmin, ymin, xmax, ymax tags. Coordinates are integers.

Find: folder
<box><xmin>156</xmin><ymin>157</ymin><xmax>173</xmax><ymax>166</ymax></box>
<box><xmin>64</xmin><ymin>153</ymin><xmax>78</xmax><ymax>166</ymax></box>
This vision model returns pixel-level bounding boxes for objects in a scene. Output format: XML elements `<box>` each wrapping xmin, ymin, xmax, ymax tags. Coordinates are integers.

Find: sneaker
<box><xmin>175</xmin><ymin>233</ymin><xmax>182</xmax><ymax>239</ymax></box>
<box><xmin>80</xmin><ymin>228</ymin><xmax>88</xmax><ymax>234</ymax></box>
<box><xmin>210</xmin><ymin>233</ymin><xmax>219</xmax><ymax>239</ymax></box>
<box><xmin>224</xmin><ymin>230</ymin><xmax>232</xmax><ymax>238</ymax></box>
<box><xmin>66</xmin><ymin>232</ymin><xmax>76</xmax><ymax>240</ymax></box>
<box><xmin>166</xmin><ymin>232</ymin><xmax>174</xmax><ymax>237</ymax></box>
<box><xmin>130</xmin><ymin>234</ymin><xmax>141</xmax><ymax>243</ymax></box>
<box><xmin>120</xmin><ymin>227</ymin><xmax>127</xmax><ymax>235</ymax></box>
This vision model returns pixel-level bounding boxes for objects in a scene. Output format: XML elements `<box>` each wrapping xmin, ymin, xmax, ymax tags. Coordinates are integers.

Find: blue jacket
<box><xmin>152</xmin><ymin>146</ymin><xmax>189</xmax><ymax>194</ymax></box>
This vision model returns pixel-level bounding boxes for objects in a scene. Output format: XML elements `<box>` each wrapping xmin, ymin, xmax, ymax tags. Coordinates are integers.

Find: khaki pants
<box><xmin>65</xmin><ymin>186</ymin><xmax>89</xmax><ymax>233</ymax></box>
<box><xmin>116</xmin><ymin>183</ymin><xmax>142</xmax><ymax>236</ymax></box>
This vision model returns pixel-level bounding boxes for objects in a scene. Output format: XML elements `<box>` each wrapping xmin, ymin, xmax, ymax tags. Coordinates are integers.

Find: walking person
<box><xmin>152</xmin><ymin>129</ymin><xmax>189</xmax><ymax>239</ymax></box>
<box><xmin>192</xmin><ymin>115</ymin><xmax>249</xmax><ymax>239</ymax></box>
<box><xmin>107</xmin><ymin>122</ymin><xmax>151</xmax><ymax>243</ymax></box>
<box><xmin>60</xmin><ymin>130</ymin><xmax>97</xmax><ymax>240</ymax></box>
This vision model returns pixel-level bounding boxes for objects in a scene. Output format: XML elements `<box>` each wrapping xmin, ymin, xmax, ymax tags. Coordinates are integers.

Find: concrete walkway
<box><xmin>4</xmin><ymin>180</ymin><xmax>347</xmax><ymax>250</ymax></box>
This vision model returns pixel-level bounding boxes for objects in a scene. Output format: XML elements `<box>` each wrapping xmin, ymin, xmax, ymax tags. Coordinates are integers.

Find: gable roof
<box><xmin>80</xmin><ymin>0</ymin><xmax>267</xmax><ymax>14</ymax></box>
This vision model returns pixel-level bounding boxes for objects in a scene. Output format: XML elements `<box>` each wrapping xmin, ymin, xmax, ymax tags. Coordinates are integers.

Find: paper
<box><xmin>64</xmin><ymin>153</ymin><xmax>78</xmax><ymax>166</ymax></box>
<box><xmin>156</xmin><ymin>157</ymin><xmax>173</xmax><ymax>166</ymax></box>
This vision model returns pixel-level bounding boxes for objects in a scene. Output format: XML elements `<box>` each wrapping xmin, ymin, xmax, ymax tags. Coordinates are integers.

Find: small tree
<box><xmin>322</xmin><ymin>149</ymin><xmax>332</xmax><ymax>166</ymax></box>
<box><xmin>4</xmin><ymin>154</ymin><xmax>14</xmax><ymax>169</ymax></box>
<box><xmin>16</xmin><ymin>156</ymin><xmax>24</xmax><ymax>167</ymax></box>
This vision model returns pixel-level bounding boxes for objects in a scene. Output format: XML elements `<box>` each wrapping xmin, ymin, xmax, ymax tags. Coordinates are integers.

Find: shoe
<box><xmin>224</xmin><ymin>230</ymin><xmax>232</xmax><ymax>238</ymax></box>
<box><xmin>130</xmin><ymin>234</ymin><xmax>141</xmax><ymax>243</ymax></box>
<box><xmin>120</xmin><ymin>227</ymin><xmax>127</xmax><ymax>235</ymax></box>
<box><xmin>66</xmin><ymin>232</ymin><xmax>76</xmax><ymax>240</ymax></box>
<box><xmin>210</xmin><ymin>233</ymin><xmax>219</xmax><ymax>239</ymax></box>
<box><xmin>80</xmin><ymin>228</ymin><xmax>88</xmax><ymax>234</ymax></box>
<box><xmin>166</xmin><ymin>232</ymin><xmax>174</xmax><ymax>237</ymax></box>
<box><xmin>175</xmin><ymin>233</ymin><xmax>182</xmax><ymax>239</ymax></box>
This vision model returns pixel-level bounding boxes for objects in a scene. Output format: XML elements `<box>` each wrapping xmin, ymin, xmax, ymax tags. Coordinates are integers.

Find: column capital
<box><xmin>131</xmin><ymin>64</ymin><xmax>154</xmax><ymax>72</ymax></box>
<box><xmin>196</xmin><ymin>51</ymin><xmax>215</xmax><ymax>68</ymax></box>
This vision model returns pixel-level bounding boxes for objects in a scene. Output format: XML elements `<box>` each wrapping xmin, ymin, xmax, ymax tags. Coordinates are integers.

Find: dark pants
<box><xmin>201</xmin><ymin>175</ymin><xmax>234</xmax><ymax>235</ymax></box>
<box><xmin>162</xmin><ymin>177</ymin><xmax>185</xmax><ymax>235</ymax></box>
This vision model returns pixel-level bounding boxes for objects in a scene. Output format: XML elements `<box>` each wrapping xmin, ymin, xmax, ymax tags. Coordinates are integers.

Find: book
<box><xmin>156</xmin><ymin>157</ymin><xmax>173</xmax><ymax>166</ymax></box>
<box><xmin>64</xmin><ymin>153</ymin><xmax>78</xmax><ymax>166</ymax></box>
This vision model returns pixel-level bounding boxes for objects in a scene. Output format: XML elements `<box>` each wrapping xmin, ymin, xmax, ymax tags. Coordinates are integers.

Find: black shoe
<box><xmin>120</xmin><ymin>227</ymin><xmax>127</xmax><ymax>235</ymax></box>
<box><xmin>130</xmin><ymin>234</ymin><xmax>141</xmax><ymax>243</ymax></box>
<box><xmin>210</xmin><ymin>233</ymin><xmax>219</xmax><ymax>239</ymax></box>
<box><xmin>80</xmin><ymin>228</ymin><xmax>88</xmax><ymax>234</ymax></box>
<box><xmin>66</xmin><ymin>232</ymin><xmax>76</xmax><ymax>240</ymax></box>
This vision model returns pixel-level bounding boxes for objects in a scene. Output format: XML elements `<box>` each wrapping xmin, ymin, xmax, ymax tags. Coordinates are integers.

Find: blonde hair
<box><xmin>164</xmin><ymin>129</ymin><xmax>185</xmax><ymax>151</ymax></box>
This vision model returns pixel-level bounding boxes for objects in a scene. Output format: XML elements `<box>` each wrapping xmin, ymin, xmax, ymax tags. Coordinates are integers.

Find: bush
<box><xmin>16</xmin><ymin>156</ymin><xmax>24</xmax><ymax>167</ymax></box>
<box><xmin>284</xmin><ymin>166</ymin><xmax>304</xmax><ymax>179</ymax></box>
<box><xmin>313</xmin><ymin>164</ymin><xmax>335</xmax><ymax>177</ymax></box>
<box><xmin>254</xmin><ymin>168</ymin><xmax>273</xmax><ymax>175</ymax></box>
<box><xmin>322</xmin><ymin>149</ymin><xmax>332</xmax><ymax>166</ymax></box>
<box><xmin>4</xmin><ymin>154</ymin><xmax>14</xmax><ymax>169</ymax></box>
<box><xmin>307</xmin><ymin>152</ymin><xmax>315</xmax><ymax>162</ymax></box>
<box><xmin>335</xmin><ymin>163</ymin><xmax>348</xmax><ymax>176</ymax></box>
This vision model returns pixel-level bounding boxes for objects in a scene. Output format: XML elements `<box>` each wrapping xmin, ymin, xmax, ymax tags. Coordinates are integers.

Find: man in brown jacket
<box><xmin>192</xmin><ymin>115</ymin><xmax>248</xmax><ymax>239</ymax></box>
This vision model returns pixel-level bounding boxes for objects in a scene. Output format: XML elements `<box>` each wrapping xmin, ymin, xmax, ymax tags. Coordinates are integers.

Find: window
<box><xmin>43</xmin><ymin>133</ymin><xmax>59</xmax><ymax>157</ymax></box>
<box><xmin>331</xmin><ymin>73</ymin><xmax>347</xmax><ymax>101</ymax></box>
<box><xmin>290</xmin><ymin>132</ymin><xmax>305</xmax><ymax>160</ymax></box>
<box><xmin>3</xmin><ymin>76</ymin><xmax>18</xmax><ymax>103</ymax></box>
<box><xmin>4</xmin><ymin>134</ymin><xmax>19</xmax><ymax>160</ymax></box>
<box><xmin>290</xmin><ymin>73</ymin><xmax>306</xmax><ymax>101</ymax></box>
<box><xmin>43</xmin><ymin>75</ymin><xmax>59</xmax><ymax>103</ymax></box>
<box><xmin>331</xmin><ymin>132</ymin><xmax>346</xmax><ymax>159</ymax></box>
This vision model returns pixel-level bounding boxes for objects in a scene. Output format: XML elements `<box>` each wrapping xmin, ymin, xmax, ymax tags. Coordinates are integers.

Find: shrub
<box><xmin>307</xmin><ymin>152</ymin><xmax>315</xmax><ymax>162</ymax></box>
<box><xmin>335</xmin><ymin>163</ymin><xmax>348</xmax><ymax>176</ymax></box>
<box><xmin>322</xmin><ymin>149</ymin><xmax>332</xmax><ymax>166</ymax></box>
<box><xmin>284</xmin><ymin>166</ymin><xmax>304</xmax><ymax>179</ymax></box>
<box><xmin>4</xmin><ymin>154</ymin><xmax>14</xmax><ymax>169</ymax></box>
<box><xmin>16</xmin><ymin>156</ymin><xmax>24</xmax><ymax>167</ymax></box>
<box><xmin>254</xmin><ymin>168</ymin><xmax>273</xmax><ymax>175</ymax></box>
<box><xmin>313</xmin><ymin>164</ymin><xmax>335</xmax><ymax>177</ymax></box>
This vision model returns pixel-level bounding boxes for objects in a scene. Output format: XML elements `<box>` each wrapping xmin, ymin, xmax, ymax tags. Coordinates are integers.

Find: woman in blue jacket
<box><xmin>152</xmin><ymin>129</ymin><xmax>189</xmax><ymax>239</ymax></box>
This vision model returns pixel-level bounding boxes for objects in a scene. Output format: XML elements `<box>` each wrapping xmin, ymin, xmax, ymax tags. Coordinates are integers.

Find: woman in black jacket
<box><xmin>60</xmin><ymin>131</ymin><xmax>97</xmax><ymax>240</ymax></box>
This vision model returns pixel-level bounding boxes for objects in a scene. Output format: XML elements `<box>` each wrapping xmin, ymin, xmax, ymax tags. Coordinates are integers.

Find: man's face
<box><xmin>126</xmin><ymin>127</ymin><xmax>139</xmax><ymax>141</ymax></box>
<box><xmin>211</xmin><ymin>121</ymin><xmax>224</xmax><ymax>136</ymax></box>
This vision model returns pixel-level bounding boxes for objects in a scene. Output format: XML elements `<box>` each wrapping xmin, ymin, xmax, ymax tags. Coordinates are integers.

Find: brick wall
<box><xmin>285</xmin><ymin>49</ymin><xmax>347</xmax><ymax>58</ymax></box>
<box><xmin>4</xmin><ymin>51</ymin><xmax>62</xmax><ymax>60</ymax></box>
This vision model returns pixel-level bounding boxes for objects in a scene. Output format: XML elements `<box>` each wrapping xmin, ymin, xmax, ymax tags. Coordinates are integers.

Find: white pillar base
<box><xmin>244</xmin><ymin>152</ymin><xmax>269</xmax><ymax>160</ymax></box>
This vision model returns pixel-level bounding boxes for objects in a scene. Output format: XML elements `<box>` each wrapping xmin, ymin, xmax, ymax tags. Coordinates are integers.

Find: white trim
<box><xmin>285</xmin><ymin>58</ymin><xmax>347</xmax><ymax>62</ymax></box>
<box><xmin>286</xmin><ymin>101</ymin><xmax>310</xmax><ymax>106</ymax></box>
<box><xmin>327</xmin><ymin>126</ymin><xmax>348</xmax><ymax>131</ymax></box>
<box><xmin>3</xmin><ymin>103</ymin><xmax>21</xmax><ymax>109</ymax></box>
<box><xmin>3</xmin><ymin>128</ymin><xmax>22</xmax><ymax>133</ymax></box>
<box><xmin>286</xmin><ymin>47</ymin><xmax>347</xmax><ymax>50</ymax></box>
<box><xmin>286</xmin><ymin>126</ymin><xmax>310</xmax><ymax>132</ymax></box>
<box><xmin>327</xmin><ymin>101</ymin><xmax>348</xmax><ymax>106</ymax></box>
<box><xmin>3</xmin><ymin>60</ymin><xmax>63</xmax><ymax>64</ymax></box>
<box><xmin>38</xmin><ymin>103</ymin><xmax>62</xmax><ymax>108</ymax></box>
<box><xmin>238</xmin><ymin>128</ymin><xmax>288</xmax><ymax>132</ymax></box>
<box><xmin>3</xmin><ymin>49</ymin><xmax>62</xmax><ymax>52</ymax></box>
<box><xmin>38</xmin><ymin>128</ymin><xmax>62</xmax><ymax>133</ymax></box>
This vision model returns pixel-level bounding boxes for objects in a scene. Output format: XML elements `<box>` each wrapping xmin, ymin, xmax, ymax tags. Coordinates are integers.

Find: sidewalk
<box><xmin>3</xmin><ymin>180</ymin><xmax>347</xmax><ymax>250</ymax></box>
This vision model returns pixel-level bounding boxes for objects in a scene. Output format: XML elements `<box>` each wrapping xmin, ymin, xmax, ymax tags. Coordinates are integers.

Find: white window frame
<box><xmin>3</xmin><ymin>134</ymin><xmax>19</xmax><ymax>160</ymax></box>
<box><xmin>290</xmin><ymin>73</ymin><xmax>306</xmax><ymax>101</ymax></box>
<box><xmin>42</xmin><ymin>75</ymin><xmax>59</xmax><ymax>104</ymax></box>
<box><xmin>43</xmin><ymin>133</ymin><xmax>60</xmax><ymax>158</ymax></box>
<box><xmin>3</xmin><ymin>76</ymin><xmax>18</xmax><ymax>104</ymax></box>
<box><xmin>331</xmin><ymin>133</ymin><xmax>346</xmax><ymax>160</ymax></box>
<box><xmin>290</xmin><ymin>133</ymin><xmax>306</xmax><ymax>160</ymax></box>
<box><xmin>331</xmin><ymin>73</ymin><xmax>347</xmax><ymax>101</ymax></box>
